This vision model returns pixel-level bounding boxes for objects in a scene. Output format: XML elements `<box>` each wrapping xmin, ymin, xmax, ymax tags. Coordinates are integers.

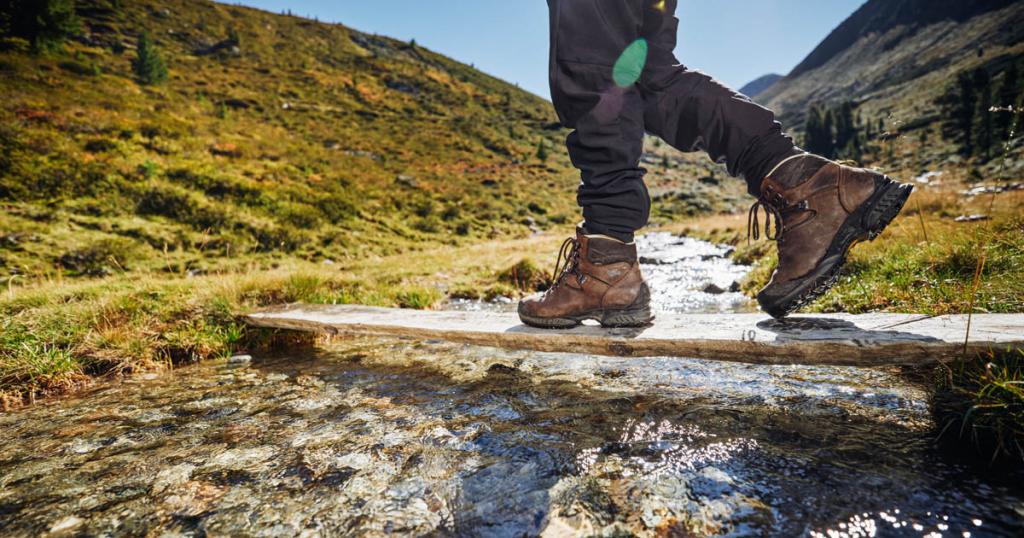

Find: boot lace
<box><xmin>747</xmin><ymin>187</ymin><xmax>789</xmax><ymax>243</ymax></box>
<box><xmin>549</xmin><ymin>236</ymin><xmax>584</xmax><ymax>289</ymax></box>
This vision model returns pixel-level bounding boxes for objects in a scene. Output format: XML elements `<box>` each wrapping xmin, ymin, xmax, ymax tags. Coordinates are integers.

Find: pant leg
<box><xmin>639</xmin><ymin>0</ymin><xmax>800</xmax><ymax>196</ymax></box>
<box><xmin>548</xmin><ymin>0</ymin><xmax>649</xmax><ymax>242</ymax></box>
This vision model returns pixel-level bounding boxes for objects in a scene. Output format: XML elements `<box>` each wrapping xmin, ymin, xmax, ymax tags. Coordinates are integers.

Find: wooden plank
<box><xmin>243</xmin><ymin>304</ymin><xmax>1024</xmax><ymax>367</ymax></box>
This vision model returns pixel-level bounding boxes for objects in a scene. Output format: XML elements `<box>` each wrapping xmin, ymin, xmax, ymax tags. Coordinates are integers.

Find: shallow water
<box><xmin>1</xmin><ymin>234</ymin><xmax>1022</xmax><ymax>537</ymax></box>
<box><xmin>448</xmin><ymin>232</ymin><xmax>754</xmax><ymax>314</ymax></box>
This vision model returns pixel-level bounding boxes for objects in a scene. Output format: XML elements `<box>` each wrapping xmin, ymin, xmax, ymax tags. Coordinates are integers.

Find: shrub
<box><xmin>412</xmin><ymin>216</ymin><xmax>440</xmax><ymax>233</ymax></box>
<box><xmin>84</xmin><ymin>138</ymin><xmax>117</xmax><ymax>153</ymax></box>
<box><xmin>136</xmin><ymin>184</ymin><xmax>228</xmax><ymax>230</ymax></box>
<box><xmin>139</xmin><ymin>159</ymin><xmax>159</xmax><ymax>179</ymax></box>
<box><xmin>57</xmin><ymin>238</ymin><xmax>138</xmax><ymax>276</ymax></box>
<box><xmin>315</xmin><ymin>196</ymin><xmax>356</xmax><ymax>223</ymax></box>
<box><xmin>498</xmin><ymin>259</ymin><xmax>550</xmax><ymax>292</ymax></box>
<box><xmin>58</xmin><ymin>60</ymin><xmax>100</xmax><ymax>76</ymax></box>
<box><xmin>394</xmin><ymin>287</ymin><xmax>440</xmax><ymax>309</ymax></box>
<box><xmin>252</xmin><ymin>225</ymin><xmax>308</xmax><ymax>252</ymax></box>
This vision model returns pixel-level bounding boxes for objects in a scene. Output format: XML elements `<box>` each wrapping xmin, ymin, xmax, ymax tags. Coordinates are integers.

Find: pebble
<box><xmin>228</xmin><ymin>354</ymin><xmax>252</xmax><ymax>364</ymax></box>
<box><xmin>702</xmin><ymin>283</ymin><xmax>727</xmax><ymax>295</ymax></box>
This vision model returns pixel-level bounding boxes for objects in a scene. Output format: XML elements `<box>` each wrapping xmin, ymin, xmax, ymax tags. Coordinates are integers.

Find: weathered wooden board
<box><xmin>243</xmin><ymin>304</ymin><xmax>1024</xmax><ymax>366</ymax></box>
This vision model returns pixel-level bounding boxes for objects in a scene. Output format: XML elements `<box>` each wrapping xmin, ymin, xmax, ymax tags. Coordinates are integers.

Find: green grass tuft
<box><xmin>933</xmin><ymin>349</ymin><xmax>1024</xmax><ymax>462</ymax></box>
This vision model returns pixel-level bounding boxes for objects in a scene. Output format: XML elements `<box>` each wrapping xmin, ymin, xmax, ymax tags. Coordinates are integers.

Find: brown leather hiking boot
<box><xmin>518</xmin><ymin>228</ymin><xmax>653</xmax><ymax>328</ymax></box>
<box><xmin>749</xmin><ymin>154</ymin><xmax>913</xmax><ymax>319</ymax></box>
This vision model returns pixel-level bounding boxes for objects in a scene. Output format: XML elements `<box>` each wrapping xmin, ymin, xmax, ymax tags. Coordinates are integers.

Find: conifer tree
<box><xmin>936</xmin><ymin>70</ymin><xmax>979</xmax><ymax>156</ymax></box>
<box><xmin>803</xmin><ymin>104</ymin><xmax>832</xmax><ymax>158</ymax></box>
<box><xmin>536</xmin><ymin>140</ymin><xmax>549</xmax><ymax>162</ymax></box>
<box><xmin>994</xmin><ymin>61</ymin><xmax>1021</xmax><ymax>143</ymax></box>
<box><xmin>133</xmin><ymin>32</ymin><xmax>168</xmax><ymax>85</ymax></box>
<box><xmin>833</xmin><ymin>101</ymin><xmax>859</xmax><ymax>159</ymax></box>
<box><xmin>971</xmin><ymin>68</ymin><xmax>993</xmax><ymax>159</ymax></box>
<box><xmin>0</xmin><ymin>0</ymin><xmax>81</xmax><ymax>53</ymax></box>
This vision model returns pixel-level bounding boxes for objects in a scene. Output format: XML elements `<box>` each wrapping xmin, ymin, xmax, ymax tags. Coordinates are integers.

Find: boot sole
<box><xmin>758</xmin><ymin>175</ymin><xmax>913</xmax><ymax>319</ymax></box>
<box><xmin>518</xmin><ymin>283</ymin><xmax>654</xmax><ymax>329</ymax></box>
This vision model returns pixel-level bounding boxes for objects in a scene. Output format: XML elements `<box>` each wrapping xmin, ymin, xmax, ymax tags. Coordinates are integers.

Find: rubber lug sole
<box><xmin>518</xmin><ymin>283</ymin><xmax>654</xmax><ymax>329</ymax></box>
<box><xmin>759</xmin><ymin>176</ymin><xmax>913</xmax><ymax>319</ymax></box>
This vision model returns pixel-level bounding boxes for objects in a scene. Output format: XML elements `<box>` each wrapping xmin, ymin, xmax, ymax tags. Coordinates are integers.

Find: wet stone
<box><xmin>227</xmin><ymin>354</ymin><xmax>252</xmax><ymax>365</ymax></box>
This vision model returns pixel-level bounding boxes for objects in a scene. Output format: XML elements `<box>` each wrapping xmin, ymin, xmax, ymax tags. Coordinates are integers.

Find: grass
<box><xmin>933</xmin><ymin>349</ymin><xmax>1024</xmax><ymax>462</ymax></box>
<box><xmin>669</xmin><ymin>189</ymin><xmax>1024</xmax><ymax>315</ymax></box>
<box><xmin>0</xmin><ymin>269</ymin><xmax>444</xmax><ymax>407</ymax></box>
<box><xmin>0</xmin><ymin>233</ymin><xmax>564</xmax><ymax>407</ymax></box>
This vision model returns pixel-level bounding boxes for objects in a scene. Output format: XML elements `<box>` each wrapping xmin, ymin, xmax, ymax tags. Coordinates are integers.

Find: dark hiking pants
<box><xmin>548</xmin><ymin>0</ymin><xmax>799</xmax><ymax>242</ymax></box>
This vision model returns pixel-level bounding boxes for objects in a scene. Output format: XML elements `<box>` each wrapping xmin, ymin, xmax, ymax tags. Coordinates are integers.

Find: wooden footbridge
<box><xmin>243</xmin><ymin>305</ymin><xmax>1024</xmax><ymax>367</ymax></box>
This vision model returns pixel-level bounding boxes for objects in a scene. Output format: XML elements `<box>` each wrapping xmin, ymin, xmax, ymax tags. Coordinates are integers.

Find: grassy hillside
<box><xmin>0</xmin><ymin>0</ymin><xmax>584</xmax><ymax>280</ymax></box>
<box><xmin>0</xmin><ymin>0</ymin><xmax>749</xmax><ymax>280</ymax></box>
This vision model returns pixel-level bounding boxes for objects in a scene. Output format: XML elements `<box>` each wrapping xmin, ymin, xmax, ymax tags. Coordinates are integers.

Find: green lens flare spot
<box><xmin>613</xmin><ymin>38</ymin><xmax>648</xmax><ymax>88</ymax></box>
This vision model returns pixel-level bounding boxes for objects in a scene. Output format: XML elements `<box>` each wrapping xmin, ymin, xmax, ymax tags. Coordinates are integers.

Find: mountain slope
<box><xmin>738</xmin><ymin>74</ymin><xmax>782</xmax><ymax>99</ymax></box>
<box><xmin>761</xmin><ymin>0</ymin><xmax>1024</xmax><ymax>127</ymax></box>
<box><xmin>0</xmin><ymin>0</ymin><xmax>578</xmax><ymax>278</ymax></box>
<box><xmin>787</xmin><ymin>0</ymin><xmax>1019</xmax><ymax>79</ymax></box>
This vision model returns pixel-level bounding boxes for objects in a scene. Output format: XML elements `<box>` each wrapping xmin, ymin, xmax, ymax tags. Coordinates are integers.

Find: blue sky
<box><xmin>232</xmin><ymin>1</ymin><xmax>864</xmax><ymax>98</ymax></box>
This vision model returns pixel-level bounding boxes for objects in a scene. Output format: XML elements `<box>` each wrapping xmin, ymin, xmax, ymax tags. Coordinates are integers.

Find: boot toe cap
<box><xmin>517</xmin><ymin>293</ymin><xmax>545</xmax><ymax>317</ymax></box>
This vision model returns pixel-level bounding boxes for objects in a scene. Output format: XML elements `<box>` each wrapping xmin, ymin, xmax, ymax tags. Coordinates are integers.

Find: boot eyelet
<box><xmin>797</xmin><ymin>200</ymin><xmax>809</xmax><ymax>210</ymax></box>
<box><xmin>577</xmin><ymin>275</ymin><xmax>588</xmax><ymax>285</ymax></box>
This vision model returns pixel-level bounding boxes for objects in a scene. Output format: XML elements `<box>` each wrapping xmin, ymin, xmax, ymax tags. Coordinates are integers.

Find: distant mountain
<box><xmin>738</xmin><ymin>74</ymin><xmax>782</xmax><ymax>99</ymax></box>
<box><xmin>760</xmin><ymin>0</ymin><xmax>1024</xmax><ymax>126</ymax></box>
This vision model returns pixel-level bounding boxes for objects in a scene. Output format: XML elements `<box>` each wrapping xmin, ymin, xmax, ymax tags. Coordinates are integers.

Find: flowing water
<box><xmin>1</xmin><ymin>233</ymin><xmax>1022</xmax><ymax>537</ymax></box>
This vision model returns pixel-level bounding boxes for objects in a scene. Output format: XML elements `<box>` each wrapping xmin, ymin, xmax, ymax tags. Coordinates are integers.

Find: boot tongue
<box><xmin>768</xmin><ymin>153</ymin><xmax>831</xmax><ymax>189</ymax></box>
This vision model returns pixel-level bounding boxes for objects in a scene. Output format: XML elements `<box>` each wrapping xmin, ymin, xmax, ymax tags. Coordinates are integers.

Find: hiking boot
<box><xmin>749</xmin><ymin>154</ymin><xmax>913</xmax><ymax>318</ymax></box>
<box><xmin>518</xmin><ymin>227</ymin><xmax>653</xmax><ymax>328</ymax></box>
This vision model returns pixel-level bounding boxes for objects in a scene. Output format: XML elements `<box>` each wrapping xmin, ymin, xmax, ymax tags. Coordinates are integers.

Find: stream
<box><xmin>0</xmin><ymin>233</ymin><xmax>1021</xmax><ymax>537</ymax></box>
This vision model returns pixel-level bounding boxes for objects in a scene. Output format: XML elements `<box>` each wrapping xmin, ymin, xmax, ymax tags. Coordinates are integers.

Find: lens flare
<box><xmin>612</xmin><ymin>38</ymin><xmax>648</xmax><ymax>88</ymax></box>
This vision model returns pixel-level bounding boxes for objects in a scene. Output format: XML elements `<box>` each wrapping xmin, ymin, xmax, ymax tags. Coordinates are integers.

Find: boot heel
<box><xmin>862</xmin><ymin>177</ymin><xmax>913</xmax><ymax>240</ymax></box>
<box><xmin>599</xmin><ymin>283</ymin><xmax>654</xmax><ymax>328</ymax></box>
<box><xmin>600</xmin><ymin>306</ymin><xmax>654</xmax><ymax>327</ymax></box>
